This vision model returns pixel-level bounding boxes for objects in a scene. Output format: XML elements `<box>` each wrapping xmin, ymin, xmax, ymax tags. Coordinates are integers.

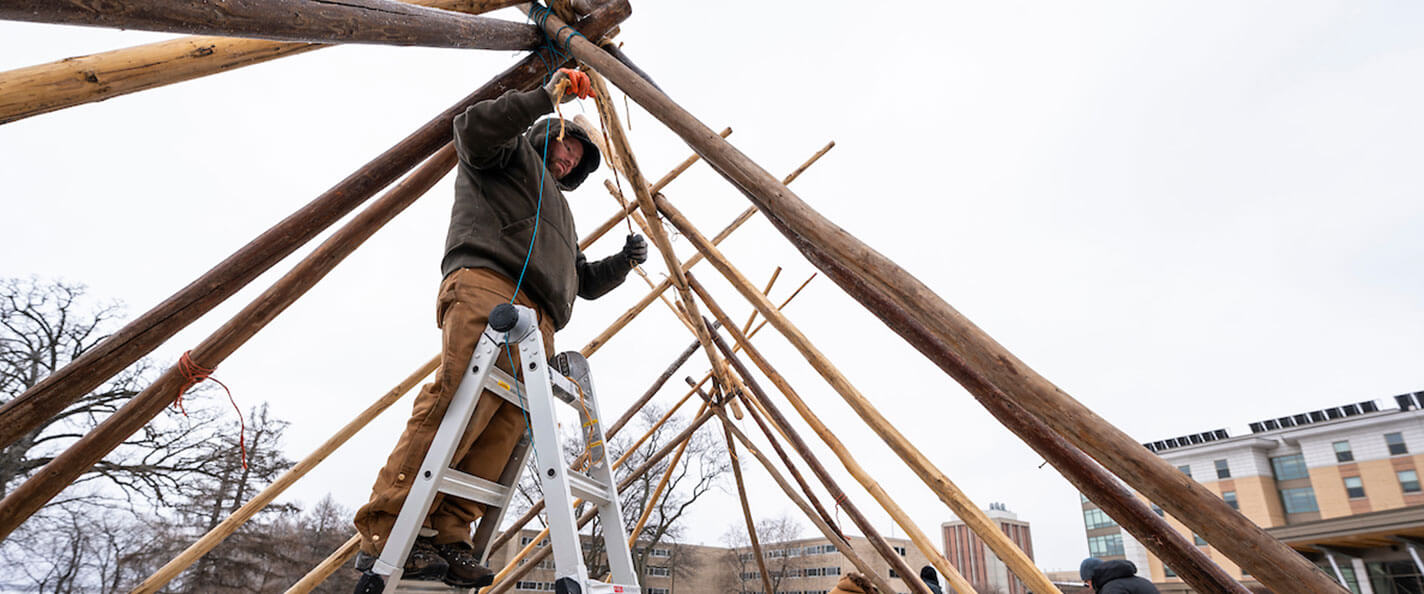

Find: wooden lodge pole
<box><xmin>690</xmin><ymin>284</ymin><xmax>976</xmax><ymax>594</ymax></box>
<box><xmin>0</xmin><ymin>0</ymin><xmax>542</xmax><ymax>51</ymax></box>
<box><xmin>766</xmin><ymin>232</ymin><xmax>1252</xmax><ymax>593</ymax></box>
<box><xmin>675</xmin><ymin>205</ymin><xmax>1057</xmax><ymax>593</ymax></box>
<box><xmin>284</xmin><ymin>534</ymin><xmax>361</xmax><ymax>593</ymax></box>
<box><xmin>669</xmin><ymin>206</ymin><xmax>1055</xmax><ymax>592</ymax></box>
<box><xmin>580</xmin><ymin>139</ymin><xmax>834</xmax><ymax>358</ymax></box>
<box><xmin>722</xmin><ymin>411</ymin><xmax>776</xmax><ymax>594</ymax></box>
<box><xmin>584</xmin><ymin>71</ymin><xmax>736</xmax><ymax>403</ymax></box>
<box><xmin>538</xmin><ymin>22</ymin><xmax>1336</xmax><ymax>589</ymax></box>
<box><xmin>0</xmin><ymin>0</ymin><xmax>628</xmax><ymax>454</ymax></box>
<box><xmin>489</xmin><ymin>274</ymin><xmax>811</xmax><ymax>556</ymax></box>
<box><xmin>577</xmin><ymin>127</ymin><xmax>733</xmax><ymax>251</ymax></box>
<box><xmin>716</xmin><ymin>411</ymin><xmax>896</xmax><ymax>594</ymax></box>
<box><xmin>132</xmin><ymin>357</ymin><xmax>438</xmax><ymax>593</ymax></box>
<box><xmin>0</xmin><ymin>0</ymin><xmax>525</xmax><ymax>125</ymax></box>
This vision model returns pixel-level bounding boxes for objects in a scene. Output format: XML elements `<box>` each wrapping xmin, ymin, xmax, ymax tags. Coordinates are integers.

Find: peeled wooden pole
<box><xmin>577</xmin><ymin>127</ymin><xmax>733</xmax><ymax>251</ymax></box>
<box><xmin>623</xmin><ymin>402</ymin><xmax>708</xmax><ymax>548</ymax></box>
<box><xmin>722</xmin><ymin>417</ymin><xmax>776</xmax><ymax>594</ymax></box>
<box><xmin>555</xmin><ymin>25</ymin><xmax>1340</xmax><ymax>592</ymax></box>
<box><xmin>580</xmin><ymin>139</ymin><xmax>834</xmax><ymax>357</ymax></box>
<box><xmin>0</xmin><ymin>146</ymin><xmax>463</xmax><ymax>540</ymax></box>
<box><xmin>674</xmin><ymin>205</ymin><xmax>1056</xmax><ymax>593</ymax></box>
<box><xmin>0</xmin><ymin>0</ymin><xmax>628</xmax><ymax>454</ymax></box>
<box><xmin>716</xmin><ymin>411</ymin><xmax>895</xmax><ymax>594</ymax></box>
<box><xmin>284</xmin><ymin>534</ymin><xmax>360</xmax><ymax>594</ymax></box>
<box><xmin>0</xmin><ymin>0</ymin><xmax>525</xmax><ymax>124</ymax></box>
<box><xmin>585</xmin><ymin>71</ymin><xmax>733</xmax><ymax>402</ymax></box>
<box><xmin>690</xmin><ymin>284</ymin><xmax>974</xmax><ymax>594</ymax></box>
<box><xmin>0</xmin><ymin>0</ymin><xmax>541</xmax><ymax>50</ymax></box>
<box><xmin>773</xmin><ymin>230</ymin><xmax>1251</xmax><ymax>594</ymax></box>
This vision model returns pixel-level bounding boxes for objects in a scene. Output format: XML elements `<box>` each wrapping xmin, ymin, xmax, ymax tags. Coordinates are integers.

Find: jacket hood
<box><xmin>527</xmin><ymin>116</ymin><xmax>601</xmax><ymax>191</ymax></box>
<box><xmin>1092</xmin><ymin>560</ymin><xmax>1139</xmax><ymax>589</ymax></box>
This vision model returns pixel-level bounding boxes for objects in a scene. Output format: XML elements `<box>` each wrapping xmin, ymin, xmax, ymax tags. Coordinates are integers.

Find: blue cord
<box><xmin>505</xmin><ymin>2</ymin><xmax>572</xmax><ymax>461</ymax></box>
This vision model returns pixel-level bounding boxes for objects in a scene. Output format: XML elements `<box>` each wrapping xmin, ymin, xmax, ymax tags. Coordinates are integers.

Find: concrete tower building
<box><xmin>942</xmin><ymin>503</ymin><xmax>1035</xmax><ymax>594</ymax></box>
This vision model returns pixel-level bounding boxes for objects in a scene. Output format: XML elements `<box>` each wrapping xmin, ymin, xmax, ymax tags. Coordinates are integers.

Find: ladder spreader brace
<box><xmin>365</xmin><ymin>303</ymin><xmax>640</xmax><ymax>594</ymax></box>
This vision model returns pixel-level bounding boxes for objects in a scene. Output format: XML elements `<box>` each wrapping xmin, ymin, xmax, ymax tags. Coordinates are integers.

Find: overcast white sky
<box><xmin>3</xmin><ymin>0</ymin><xmax>1423</xmax><ymax>574</ymax></box>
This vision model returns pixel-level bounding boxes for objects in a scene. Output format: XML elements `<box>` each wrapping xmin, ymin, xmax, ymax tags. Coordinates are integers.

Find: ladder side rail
<box><xmin>575</xmin><ymin>365</ymin><xmax>639</xmax><ymax>586</ymax></box>
<box><xmin>373</xmin><ymin>334</ymin><xmax>503</xmax><ymax>582</ymax></box>
<box><xmin>514</xmin><ymin>310</ymin><xmax>589</xmax><ymax>583</ymax></box>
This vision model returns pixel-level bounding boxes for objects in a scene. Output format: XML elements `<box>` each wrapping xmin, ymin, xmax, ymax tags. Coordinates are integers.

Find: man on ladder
<box><xmin>352</xmin><ymin>67</ymin><xmax>648</xmax><ymax>591</ymax></box>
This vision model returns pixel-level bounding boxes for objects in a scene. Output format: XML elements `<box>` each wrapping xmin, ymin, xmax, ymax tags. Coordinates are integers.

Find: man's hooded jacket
<box><xmin>443</xmin><ymin>87</ymin><xmax>628</xmax><ymax>329</ymax></box>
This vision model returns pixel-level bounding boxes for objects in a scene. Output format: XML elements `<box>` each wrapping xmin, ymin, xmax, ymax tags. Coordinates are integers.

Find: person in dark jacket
<box><xmin>1080</xmin><ymin>558</ymin><xmax>1160</xmax><ymax>593</ymax></box>
<box><xmin>351</xmin><ymin>68</ymin><xmax>646</xmax><ymax>592</ymax></box>
<box><xmin>920</xmin><ymin>565</ymin><xmax>944</xmax><ymax>594</ymax></box>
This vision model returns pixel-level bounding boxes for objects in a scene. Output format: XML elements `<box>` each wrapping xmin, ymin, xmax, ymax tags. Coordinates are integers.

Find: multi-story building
<box><xmin>1078</xmin><ymin>390</ymin><xmax>1424</xmax><ymax>593</ymax></box>
<box><xmin>484</xmin><ymin>529</ymin><xmax>724</xmax><ymax>594</ymax></box>
<box><xmin>485</xmin><ymin>529</ymin><xmax>932</xmax><ymax>594</ymax></box>
<box><xmin>726</xmin><ymin>535</ymin><xmax>933</xmax><ymax>594</ymax></box>
<box><xmin>942</xmin><ymin>503</ymin><xmax>1035</xmax><ymax>594</ymax></box>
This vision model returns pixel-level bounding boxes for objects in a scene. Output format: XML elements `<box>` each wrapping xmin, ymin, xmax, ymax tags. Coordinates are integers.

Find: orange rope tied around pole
<box><xmin>174</xmin><ymin>350</ymin><xmax>247</xmax><ymax>469</ymax></box>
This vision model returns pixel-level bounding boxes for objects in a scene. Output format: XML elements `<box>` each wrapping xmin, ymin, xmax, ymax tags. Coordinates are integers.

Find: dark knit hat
<box><xmin>526</xmin><ymin>117</ymin><xmax>601</xmax><ymax>191</ymax></box>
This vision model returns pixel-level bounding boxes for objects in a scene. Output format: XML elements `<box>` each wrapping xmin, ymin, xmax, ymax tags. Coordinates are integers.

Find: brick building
<box><xmin>942</xmin><ymin>503</ymin><xmax>1035</xmax><ymax>594</ymax></box>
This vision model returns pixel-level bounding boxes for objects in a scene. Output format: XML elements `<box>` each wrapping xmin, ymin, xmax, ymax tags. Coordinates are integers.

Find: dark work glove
<box><xmin>621</xmin><ymin>234</ymin><xmax>648</xmax><ymax>266</ymax></box>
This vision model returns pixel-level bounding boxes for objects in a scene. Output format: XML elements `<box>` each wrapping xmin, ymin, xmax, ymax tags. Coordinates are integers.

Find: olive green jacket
<box><xmin>441</xmin><ymin>88</ymin><xmax>624</xmax><ymax>329</ymax></box>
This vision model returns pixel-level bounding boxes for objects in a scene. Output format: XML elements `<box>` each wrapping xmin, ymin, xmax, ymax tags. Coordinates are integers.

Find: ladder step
<box><xmin>565</xmin><ymin>471</ymin><xmax>612</xmax><ymax>506</ymax></box>
<box><xmin>436</xmin><ymin>469</ymin><xmax>509</xmax><ymax>507</ymax></box>
<box><xmin>482</xmin><ymin>367</ymin><xmax>585</xmax><ymax>409</ymax></box>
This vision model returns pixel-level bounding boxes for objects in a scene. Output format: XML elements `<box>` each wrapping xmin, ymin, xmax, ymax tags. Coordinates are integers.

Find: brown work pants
<box><xmin>355</xmin><ymin>267</ymin><xmax>555</xmax><ymax>555</ymax></box>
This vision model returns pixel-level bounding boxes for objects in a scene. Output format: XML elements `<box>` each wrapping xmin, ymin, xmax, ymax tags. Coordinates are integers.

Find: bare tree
<box><xmin>721</xmin><ymin>513</ymin><xmax>804</xmax><ymax>593</ymax></box>
<box><xmin>0</xmin><ymin>277</ymin><xmax>226</xmax><ymax>508</ymax></box>
<box><xmin>0</xmin><ymin>277</ymin><xmax>260</xmax><ymax>593</ymax></box>
<box><xmin>166</xmin><ymin>404</ymin><xmax>298</xmax><ymax>594</ymax></box>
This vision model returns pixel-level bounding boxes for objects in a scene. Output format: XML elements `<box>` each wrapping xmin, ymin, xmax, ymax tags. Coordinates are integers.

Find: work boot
<box><xmin>352</xmin><ymin>538</ymin><xmax>449</xmax><ymax>582</ymax></box>
<box><xmin>433</xmin><ymin>541</ymin><xmax>495</xmax><ymax>588</ymax></box>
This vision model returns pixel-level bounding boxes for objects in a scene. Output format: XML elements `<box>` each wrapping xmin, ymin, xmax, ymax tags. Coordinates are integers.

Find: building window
<box><xmin>1081</xmin><ymin>492</ymin><xmax>1090</xmax><ymax>503</ymax></box>
<box><xmin>1151</xmin><ymin>504</ymin><xmax>1164</xmax><ymax>517</ymax></box>
<box><xmin>1223</xmin><ymin>491</ymin><xmax>1238</xmax><ymax>510</ymax></box>
<box><xmin>1271</xmin><ymin>454</ymin><xmax>1309</xmax><ymax>481</ymax></box>
<box><xmin>1343</xmin><ymin>476</ymin><xmax>1367</xmax><ymax>499</ymax></box>
<box><xmin>893</xmin><ymin>546</ymin><xmax>906</xmax><ymax>556</ymax></box>
<box><xmin>1177</xmin><ymin>464</ymin><xmax>1192</xmax><ymax>478</ymax></box>
<box><xmin>516</xmin><ymin>582</ymin><xmax>554</xmax><ymax>591</ymax></box>
<box><xmin>650</xmin><ymin>547</ymin><xmax>671</xmax><ymax>558</ymax></box>
<box><xmin>1399</xmin><ymin>470</ymin><xmax>1422</xmax><ymax>493</ymax></box>
<box><xmin>1088</xmin><ymin>534</ymin><xmax>1125</xmax><ymax>557</ymax></box>
<box><xmin>1280</xmin><ymin>487</ymin><xmax>1320</xmax><ymax>513</ymax></box>
<box><xmin>646</xmin><ymin>566</ymin><xmax>670</xmax><ymax>577</ymax></box>
<box><xmin>1083</xmin><ymin>508</ymin><xmax>1117</xmax><ymax>530</ymax></box>
<box><xmin>647</xmin><ymin>589</ymin><xmax>670</xmax><ymax>594</ymax></box>
<box><xmin>1215</xmin><ymin>459</ymin><xmax>1231</xmax><ymax>479</ymax></box>
<box><xmin>1387</xmin><ymin>432</ymin><xmax>1410</xmax><ymax>456</ymax></box>
<box><xmin>889</xmin><ymin>568</ymin><xmax>899</xmax><ymax>578</ymax></box>
<box><xmin>1194</xmin><ymin>533</ymin><xmax>1207</xmax><ymax>546</ymax></box>
<box><xmin>1164</xmin><ymin>565</ymin><xmax>1177</xmax><ymax>578</ymax></box>
<box><xmin>1333</xmin><ymin>440</ymin><xmax>1354</xmax><ymax>462</ymax></box>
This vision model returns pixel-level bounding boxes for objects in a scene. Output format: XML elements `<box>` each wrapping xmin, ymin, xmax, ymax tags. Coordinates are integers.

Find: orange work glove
<box><xmin>544</xmin><ymin>68</ymin><xmax>592</xmax><ymax>103</ymax></box>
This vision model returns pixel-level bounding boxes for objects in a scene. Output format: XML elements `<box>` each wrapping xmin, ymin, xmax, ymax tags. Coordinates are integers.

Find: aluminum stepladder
<box><xmin>368</xmin><ymin>303</ymin><xmax>641</xmax><ymax>594</ymax></box>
